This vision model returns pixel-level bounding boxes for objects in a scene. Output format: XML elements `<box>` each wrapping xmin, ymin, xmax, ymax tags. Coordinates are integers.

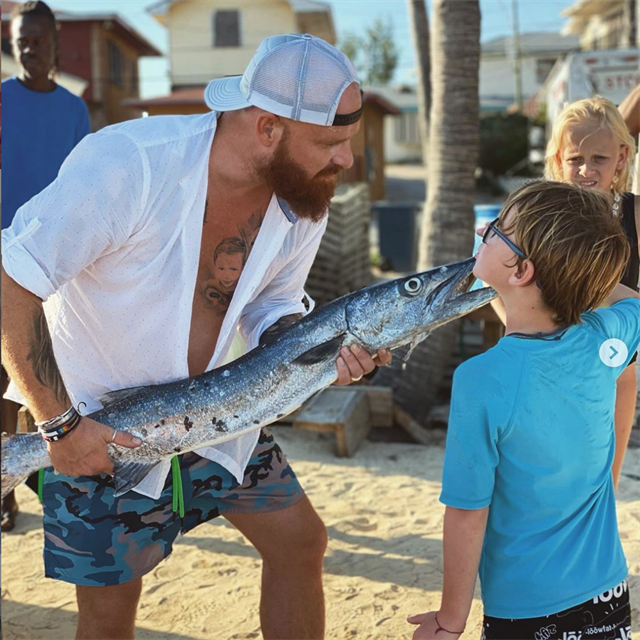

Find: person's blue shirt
<box><xmin>2</xmin><ymin>77</ymin><xmax>91</xmax><ymax>230</ymax></box>
<box><xmin>440</xmin><ymin>297</ymin><xmax>640</xmax><ymax>619</ymax></box>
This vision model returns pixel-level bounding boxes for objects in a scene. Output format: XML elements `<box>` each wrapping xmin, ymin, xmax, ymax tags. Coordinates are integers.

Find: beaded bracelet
<box><xmin>434</xmin><ymin>613</ymin><xmax>465</xmax><ymax>636</ymax></box>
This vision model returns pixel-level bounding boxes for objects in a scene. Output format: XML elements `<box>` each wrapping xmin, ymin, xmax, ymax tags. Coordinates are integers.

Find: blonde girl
<box><xmin>545</xmin><ymin>96</ymin><xmax>638</xmax><ymax>492</ymax></box>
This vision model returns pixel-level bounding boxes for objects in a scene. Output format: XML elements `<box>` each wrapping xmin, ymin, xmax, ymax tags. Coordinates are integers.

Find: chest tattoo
<box><xmin>200</xmin><ymin>204</ymin><xmax>265</xmax><ymax>315</ymax></box>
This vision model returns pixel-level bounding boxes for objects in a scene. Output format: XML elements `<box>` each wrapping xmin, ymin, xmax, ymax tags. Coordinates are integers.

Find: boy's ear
<box><xmin>509</xmin><ymin>259</ymin><xmax>537</xmax><ymax>289</ymax></box>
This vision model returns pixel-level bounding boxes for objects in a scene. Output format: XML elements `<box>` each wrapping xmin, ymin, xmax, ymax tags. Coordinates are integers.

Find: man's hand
<box><xmin>47</xmin><ymin>417</ymin><xmax>142</xmax><ymax>477</ymax></box>
<box><xmin>407</xmin><ymin>612</ymin><xmax>463</xmax><ymax>640</ymax></box>
<box><xmin>334</xmin><ymin>345</ymin><xmax>392</xmax><ymax>385</ymax></box>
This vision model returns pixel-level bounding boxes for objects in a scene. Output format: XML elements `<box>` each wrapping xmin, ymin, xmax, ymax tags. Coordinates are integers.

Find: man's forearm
<box><xmin>1</xmin><ymin>266</ymin><xmax>70</xmax><ymax>421</ymax></box>
<box><xmin>438</xmin><ymin>506</ymin><xmax>489</xmax><ymax>629</ymax></box>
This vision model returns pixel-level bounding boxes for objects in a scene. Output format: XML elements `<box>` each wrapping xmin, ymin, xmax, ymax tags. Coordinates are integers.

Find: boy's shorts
<box><xmin>42</xmin><ymin>428</ymin><xmax>304</xmax><ymax>586</ymax></box>
<box><xmin>482</xmin><ymin>578</ymin><xmax>631</xmax><ymax>640</ymax></box>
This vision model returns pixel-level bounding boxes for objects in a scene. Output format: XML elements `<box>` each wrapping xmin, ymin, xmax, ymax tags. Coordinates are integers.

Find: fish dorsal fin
<box><xmin>98</xmin><ymin>385</ymin><xmax>149</xmax><ymax>410</ymax></box>
<box><xmin>112</xmin><ymin>459</ymin><xmax>159</xmax><ymax>497</ymax></box>
<box><xmin>293</xmin><ymin>334</ymin><xmax>346</xmax><ymax>366</ymax></box>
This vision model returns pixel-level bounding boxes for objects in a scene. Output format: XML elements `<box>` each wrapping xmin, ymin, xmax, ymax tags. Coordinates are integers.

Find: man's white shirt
<box><xmin>1</xmin><ymin>111</ymin><xmax>327</xmax><ymax>499</ymax></box>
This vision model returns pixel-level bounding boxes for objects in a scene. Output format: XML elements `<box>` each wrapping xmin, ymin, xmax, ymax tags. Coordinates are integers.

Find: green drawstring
<box><xmin>171</xmin><ymin>456</ymin><xmax>185</xmax><ymax>518</ymax></box>
<box><xmin>37</xmin><ymin>468</ymin><xmax>44</xmax><ymax>502</ymax></box>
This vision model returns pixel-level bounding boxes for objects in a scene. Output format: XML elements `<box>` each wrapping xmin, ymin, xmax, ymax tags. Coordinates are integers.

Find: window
<box><xmin>213</xmin><ymin>10</ymin><xmax>240</xmax><ymax>47</ymax></box>
<box><xmin>108</xmin><ymin>40</ymin><xmax>123</xmax><ymax>87</ymax></box>
<box><xmin>395</xmin><ymin>113</ymin><xmax>419</xmax><ymax>144</ymax></box>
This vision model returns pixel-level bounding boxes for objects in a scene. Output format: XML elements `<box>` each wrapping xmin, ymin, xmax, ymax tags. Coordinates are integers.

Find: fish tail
<box><xmin>1</xmin><ymin>432</ymin><xmax>45</xmax><ymax>499</ymax></box>
<box><xmin>1</xmin><ymin>472</ymin><xmax>30</xmax><ymax>500</ymax></box>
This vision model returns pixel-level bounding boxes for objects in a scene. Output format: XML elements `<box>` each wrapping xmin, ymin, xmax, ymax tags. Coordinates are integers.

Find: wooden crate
<box><xmin>293</xmin><ymin>387</ymin><xmax>371</xmax><ymax>457</ymax></box>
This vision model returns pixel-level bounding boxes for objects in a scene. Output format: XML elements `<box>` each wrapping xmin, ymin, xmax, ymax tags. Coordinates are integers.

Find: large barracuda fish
<box><xmin>2</xmin><ymin>258</ymin><xmax>496</xmax><ymax>498</ymax></box>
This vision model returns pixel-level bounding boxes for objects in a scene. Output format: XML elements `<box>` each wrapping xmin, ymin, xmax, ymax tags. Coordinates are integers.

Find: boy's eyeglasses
<box><xmin>482</xmin><ymin>218</ymin><xmax>528</xmax><ymax>260</ymax></box>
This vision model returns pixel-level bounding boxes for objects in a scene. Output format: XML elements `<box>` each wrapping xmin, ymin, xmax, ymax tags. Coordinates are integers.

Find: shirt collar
<box><xmin>276</xmin><ymin>196</ymin><xmax>299</xmax><ymax>225</ymax></box>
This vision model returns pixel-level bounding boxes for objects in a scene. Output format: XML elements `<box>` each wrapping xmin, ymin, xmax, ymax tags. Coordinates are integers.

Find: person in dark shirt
<box><xmin>1</xmin><ymin>0</ymin><xmax>90</xmax><ymax>531</ymax></box>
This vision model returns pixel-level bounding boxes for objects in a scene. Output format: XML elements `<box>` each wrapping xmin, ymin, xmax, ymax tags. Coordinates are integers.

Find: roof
<box><xmin>123</xmin><ymin>86</ymin><xmax>401</xmax><ymax>115</ymax></box>
<box><xmin>482</xmin><ymin>32</ymin><xmax>580</xmax><ymax>57</ymax></box>
<box><xmin>1</xmin><ymin>2</ymin><xmax>162</xmax><ymax>57</ymax></box>
<box><xmin>561</xmin><ymin>0</ymin><xmax>621</xmax><ymax>18</ymax></box>
<box><xmin>148</xmin><ymin>0</ymin><xmax>331</xmax><ymax>19</ymax></box>
<box><xmin>363</xmin><ymin>85</ymin><xmax>420</xmax><ymax>112</ymax></box>
<box><xmin>560</xmin><ymin>0</ymin><xmax>624</xmax><ymax>36</ymax></box>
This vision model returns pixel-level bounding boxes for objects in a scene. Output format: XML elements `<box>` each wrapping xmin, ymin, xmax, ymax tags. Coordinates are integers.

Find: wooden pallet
<box><xmin>293</xmin><ymin>387</ymin><xmax>371</xmax><ymax>457</ymax></box>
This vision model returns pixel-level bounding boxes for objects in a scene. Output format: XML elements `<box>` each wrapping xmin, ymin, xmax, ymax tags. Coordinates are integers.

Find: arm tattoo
<box><xmin>25</xmin><ymin>306</ymin><xmax>70</xmax><ymax>406</ymax></box>
<box><xmin>259</xmin><ymin>313</ymin><xmax>303</xmax><ymax>346</ymax></box>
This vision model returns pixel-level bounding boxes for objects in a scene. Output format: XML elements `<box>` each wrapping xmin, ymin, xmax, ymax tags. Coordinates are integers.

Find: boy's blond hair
<box><xmin>500</xmin><ymin>181</ymin><xmax>630</xmax><ymax>326</ymax></box>
<box><xmin>544</xmin><ymin>96</ymin><xmax>636</xmax><ymax>194</ymax></box>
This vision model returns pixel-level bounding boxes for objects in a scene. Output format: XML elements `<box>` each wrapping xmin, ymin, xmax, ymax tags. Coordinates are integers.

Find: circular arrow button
<box><xmin>599</xmin><ymin>339</ymin><xmax>628</xmax><ymax>368</ymax></box>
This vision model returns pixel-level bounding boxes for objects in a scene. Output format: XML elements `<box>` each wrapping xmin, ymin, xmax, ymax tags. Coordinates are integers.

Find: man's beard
<box><xmin>256</xmin><ymin>133</ymin><xmax>342</xmax><ymax>223</ymax></box>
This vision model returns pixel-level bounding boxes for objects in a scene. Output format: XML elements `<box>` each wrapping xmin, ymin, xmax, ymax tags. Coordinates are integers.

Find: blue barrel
<box><xmin>372</xmin><ymin>202</ymin><xmax>420</xmax><ymax>272</ymax></box>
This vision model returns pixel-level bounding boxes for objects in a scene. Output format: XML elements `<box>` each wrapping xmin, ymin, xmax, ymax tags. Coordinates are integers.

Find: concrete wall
<box><xmin>168</xmin><ymin>0</ymin><xmax>297</xmax><ymax>87</ymax></box>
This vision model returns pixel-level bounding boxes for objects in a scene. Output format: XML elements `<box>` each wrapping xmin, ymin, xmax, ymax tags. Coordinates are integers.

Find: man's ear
<box><xmin>256</xmin><ymin>112</ymin><xmax>284</xmax><ymax>148</ymax></box>
<box><xmin>509</xmin><ymin>259</ymin><xmax>537</xmax><ymax>289</ymax></box>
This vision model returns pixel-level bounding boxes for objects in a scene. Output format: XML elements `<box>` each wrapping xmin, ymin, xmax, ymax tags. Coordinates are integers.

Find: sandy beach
<box><xmin>2</xmin><ymin>426</ymin><xmax>639</xmax><ymax>640</ymax></box>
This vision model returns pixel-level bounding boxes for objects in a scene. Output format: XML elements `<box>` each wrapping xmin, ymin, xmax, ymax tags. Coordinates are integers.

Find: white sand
<box><xmin>2</xmin><ymin>427</ymin><xmax>639</xmax><ymax>640</ymax></box>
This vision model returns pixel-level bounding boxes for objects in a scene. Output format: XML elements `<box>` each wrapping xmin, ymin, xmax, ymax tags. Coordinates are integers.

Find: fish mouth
<box><xmin>426</xmin><ymin>257</ymin><xmax>476</xmax><ymax>307</ymax></box>
<box><xmin>423</xmin><ymin>257</ymin><xmax>496</xmax><ymax>327</ymax></box>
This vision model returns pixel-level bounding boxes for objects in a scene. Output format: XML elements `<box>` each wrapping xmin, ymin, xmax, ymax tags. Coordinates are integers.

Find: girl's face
<box><xmin>559</xmin><ymin>124</ymin><xmax>629</xmax><ymax>192</ymax></box>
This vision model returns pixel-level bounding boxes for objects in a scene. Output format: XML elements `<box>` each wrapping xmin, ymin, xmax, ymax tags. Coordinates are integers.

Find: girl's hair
<box><xmin>500</xmin><ymin>180</ymin><xmax>630</xmax><ymax>326</ymax></box>
<box><xmin>544</xmin><ymin>96</ymin><xmax>636</xmax><ymax>193</ymax></box>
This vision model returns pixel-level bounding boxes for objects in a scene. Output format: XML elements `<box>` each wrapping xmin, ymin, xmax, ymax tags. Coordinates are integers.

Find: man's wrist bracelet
<box><xmin>434</xmin><ymin>612</ymin><xmax>465</xmax><ymax>636</ymax></box>
<box><xmin>36</xmin><ymin>405</ymin><xmax>79</xmax><ymax>431</ymax></box>
<box><xmin>37</xmin><ymin>406</ymin><xmax>82</xmax><ymax>442</ymax></box>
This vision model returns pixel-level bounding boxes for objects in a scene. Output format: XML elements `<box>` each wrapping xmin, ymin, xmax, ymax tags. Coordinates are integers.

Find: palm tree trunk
<box><xmin>380</xmin><ymin>0</ymin><xmax>481</xmax><ymax>427</ymax></box>
<box><xmin>407</xmin><ymin>0</ymin><xmax>431</xmax><ymax>154</ymax></box>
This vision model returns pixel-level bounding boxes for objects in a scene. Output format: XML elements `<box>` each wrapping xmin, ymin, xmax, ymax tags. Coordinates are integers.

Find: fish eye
<box><xmin>402</xmin><ymin>277</ymin><xmax>423</xmax><ymax>296</ymax></box>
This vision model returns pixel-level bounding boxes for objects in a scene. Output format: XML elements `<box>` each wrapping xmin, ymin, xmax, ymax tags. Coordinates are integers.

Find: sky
<box><xmin>46</xmin><ymin>0</ymin><xmax>579</xmax><ymax>98</ymax></box>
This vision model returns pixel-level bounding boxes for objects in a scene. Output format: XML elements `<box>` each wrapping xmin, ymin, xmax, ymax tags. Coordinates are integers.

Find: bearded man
<box><xmin>1</xmin><ymin>34</ymin><xmax>391</xmax><ymax>640</ymax></box>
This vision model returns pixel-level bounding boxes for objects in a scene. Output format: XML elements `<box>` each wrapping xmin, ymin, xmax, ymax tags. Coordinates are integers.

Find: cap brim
<box><xmin>204</xmin><ymin>76</ymin><xmax>251</xmax><ymax>112</ymax></box>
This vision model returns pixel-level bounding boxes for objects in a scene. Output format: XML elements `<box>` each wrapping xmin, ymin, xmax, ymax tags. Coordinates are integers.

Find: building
<box><xmin>148</xmin><ymin>0</ymin><xmax>336</xmax><ymax>91</ymax></box>
<box><xmin>561</xmin><ymin>0</ymin><xmax>640</xmax><ymax>50</ymax></box>
<box><xmin>366</xmin><ymin>85</ymin><xmax>422</xmax><ymax>165</ymax></box>
<box><xmin>1</xmin><ymin>0</ymin><xmax>162</xmax><ymax>129</ymax></box>
<box><xmin>480</xmin><ymin>32</ymin><xmax>580</xmax><ymax>113</ymax></box>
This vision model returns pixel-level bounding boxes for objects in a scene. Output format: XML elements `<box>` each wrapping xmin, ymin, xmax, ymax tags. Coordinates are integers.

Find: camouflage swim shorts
<box><xmin>42</xmin><ymin>428</ymin><xmax>304</xmax><ymax>586</ymax></box>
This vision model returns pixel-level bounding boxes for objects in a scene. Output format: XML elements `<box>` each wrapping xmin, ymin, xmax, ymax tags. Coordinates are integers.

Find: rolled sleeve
<box><xmin>1</xmin><ymin>131</ymin><xmax>147</xmax><ymax>301</ymax></box>
<box><xmin>240</xmin><ymin>217</ymin><xmax>327</xmax><ymax>349</ymax></box>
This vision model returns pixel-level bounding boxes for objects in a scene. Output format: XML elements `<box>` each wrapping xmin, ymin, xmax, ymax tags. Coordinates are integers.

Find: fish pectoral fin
<box><xmin>293</xmin><ymin>334</ymin><xmax>346</xmax><ymax>366</ymax></box>
<box><xmin>98</xmin><ymin>385</ymin><xmax>151</xmax><ymax>410</ymax></box>
<box><xmin>112</xmin><ymin>460</ymin><xmax>160</xmax><ymax>497</ymax></box>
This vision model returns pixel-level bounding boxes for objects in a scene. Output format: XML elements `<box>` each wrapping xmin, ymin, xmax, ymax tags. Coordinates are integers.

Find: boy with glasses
<box><xmin>407</xmin><ymin>181</ymin><xmax>640</xmax><ymax>640</ymax></box>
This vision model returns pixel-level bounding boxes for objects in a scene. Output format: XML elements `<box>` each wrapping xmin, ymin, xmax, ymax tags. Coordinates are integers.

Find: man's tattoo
<box><xmin>200</xmin><ymin>207</ymin><xmax>267</xmax><ymax>316</ymax></box>
<box><xmin>259</xmin><ymin>313</ymin><xmax>303</xmax><ymax>346</ymax></box>
<box><xmin>26</xmin><ymin>306</ymin><xmax>69</xmax><ymax>406</ymax></box>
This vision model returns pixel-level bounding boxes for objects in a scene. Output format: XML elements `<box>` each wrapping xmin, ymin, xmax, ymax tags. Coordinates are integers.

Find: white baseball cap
<box><xmin>204</xmin><ymin>33</ymin><xmax>361</xmax><ymax>127</ymax></box>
